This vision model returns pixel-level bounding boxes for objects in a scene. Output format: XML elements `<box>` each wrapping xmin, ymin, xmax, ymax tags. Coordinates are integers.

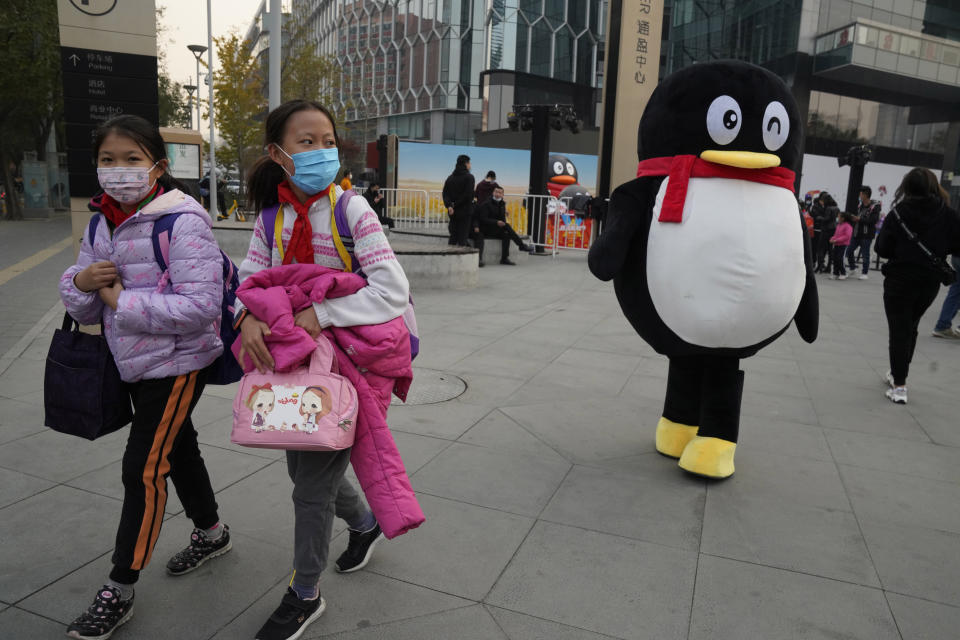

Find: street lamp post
<box><xmin>187</xmin><ymin>44</ymin><xmax>207</xmax><ymax>135</ymax></box>
<box><xmin>184</xmin><ymin>84</ymin><xmax>197</xmax><ymax>129</ymax></box>
<box><xmin>204</xmin><ymin>1</ymin><xmax>219</xmax><ymax>218</ymax></box>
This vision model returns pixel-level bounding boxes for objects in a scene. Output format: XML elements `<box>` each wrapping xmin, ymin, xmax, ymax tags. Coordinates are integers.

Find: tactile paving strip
<box><xmin>391</xmin><ymin>368</ymin><xmax>467</xmax><ymax>405</ymax></box>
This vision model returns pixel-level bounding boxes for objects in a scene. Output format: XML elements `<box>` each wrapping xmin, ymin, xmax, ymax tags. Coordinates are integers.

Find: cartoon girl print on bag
<box><xmin>298</xmin><ymin>386</ymin><xmax>332</xmax><ymax>433</ymax></box>
<box><xmin>246</xmin><ymin>384</ymin><xmax>276</xmax><ymax>432</ymax></box>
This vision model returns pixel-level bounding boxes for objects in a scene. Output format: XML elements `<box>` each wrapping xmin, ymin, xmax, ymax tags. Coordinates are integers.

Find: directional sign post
<box><xmin>57</xmin><ymin>0</ymin><xmax>159</xmax><ymax>251</ymax></box>
<box><xmin>60</xmin><ymin>45</ymin><xmax>159</xmax><ymax>197</ymax></box>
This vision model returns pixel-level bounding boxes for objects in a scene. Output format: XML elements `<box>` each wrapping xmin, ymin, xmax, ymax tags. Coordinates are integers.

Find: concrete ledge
<box><xmin>391</xmin><ymin>228</ymin><xmax>531</xmax><ymax>265</ymax></box>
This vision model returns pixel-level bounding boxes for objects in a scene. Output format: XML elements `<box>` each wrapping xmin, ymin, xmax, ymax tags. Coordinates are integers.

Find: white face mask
<box><xmin>97</xmin><ymin>162</ymin><xmax>159</xmax><ymax>204</ymax></box>
<box><xmin>493</xmin><ymin>195</ymin><xmax>503</xmax><ymax>202</ymax></box>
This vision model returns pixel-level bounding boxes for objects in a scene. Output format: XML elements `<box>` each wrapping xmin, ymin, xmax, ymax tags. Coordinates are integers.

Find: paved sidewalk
<box><xmin>2</xmin><ymin>241</ymin><xmax>960</xmax><ymax>639</ymax></box>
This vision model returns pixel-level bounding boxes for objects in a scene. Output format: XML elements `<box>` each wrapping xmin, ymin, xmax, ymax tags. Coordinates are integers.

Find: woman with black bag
<box><xmin>876</xmin><ymin>168</ymin><xmax>960</xmax><ymax>404</ymax></box>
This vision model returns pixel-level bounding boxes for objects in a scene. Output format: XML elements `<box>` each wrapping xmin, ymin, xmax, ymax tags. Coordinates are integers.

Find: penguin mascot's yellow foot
<box><xmin>655</xmin><ymin>417</ymin><xmax>699</xmax><ymax>459</ymax></box>
<box><xmin>678</xmin><ymin>436</ymin><xmax>736</xmax><ymax>479</ymax></box>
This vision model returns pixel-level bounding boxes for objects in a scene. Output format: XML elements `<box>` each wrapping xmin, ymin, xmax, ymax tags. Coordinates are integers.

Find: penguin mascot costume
<box><xmin>588</xmin><ymin>60</ymin><xmax>819</xmax><ymax>479</ymax></box>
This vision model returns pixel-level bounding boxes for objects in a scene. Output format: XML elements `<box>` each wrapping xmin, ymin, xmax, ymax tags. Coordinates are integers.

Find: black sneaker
<box><xmin>166</xmin><ymin>525</ymin><xmax>232</xmax><ymax>576</ymax></box>
<box><xmin>334</xmin><ymin>523</ymin><xmax>383</xmax><ymax>573</ymax></box>
<box><xmin>255</xmin><ymin>588</ymin><xmax>326</xmax><ymax>640</ymax></box>
<box><xmin>499</xmin><ymin>258</ymin><xmax>516</xmax><ymax>266</ymax></box>
<box><xmin>66</xmin><ymin>585</ymin><xmax>134</xmax><ymax>640</ymax></box>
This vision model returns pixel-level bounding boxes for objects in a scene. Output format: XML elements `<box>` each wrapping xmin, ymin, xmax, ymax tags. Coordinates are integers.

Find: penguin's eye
<box><xmin>565</xmin><ymin>162</ymin><xmax>575</xmax><ymax>175</ymax></box>
<box><xmin>706</xmin><ymin>95</ymin><xmax>742</xmax><ymax>145</ymax></box>
<box><xmin>553</xmin><ymin>161</ymin><xmax>564</xmax><ymax>174</ymax></box>
<box><xmin>762</xmin><ymin>101</ymin><xmax>790</xmax><ymax>152</ymax></box>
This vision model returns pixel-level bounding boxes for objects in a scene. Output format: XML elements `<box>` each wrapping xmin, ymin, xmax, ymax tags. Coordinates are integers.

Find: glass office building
<box><xmin>662</xmin><ymin>0</ymin><xmax>960</xmax><ymax>197</ymax></box>
<box><xmin>291</xmin><ymin>0</ymin><xmax>606</xmax><ymax>145</ymax></box>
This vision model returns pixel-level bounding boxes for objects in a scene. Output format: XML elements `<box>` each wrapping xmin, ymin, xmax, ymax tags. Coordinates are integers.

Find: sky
<box><xmin>157</xmin><ymin>0</ymin><xmax>266</xmax><ymax>131</ymax></box>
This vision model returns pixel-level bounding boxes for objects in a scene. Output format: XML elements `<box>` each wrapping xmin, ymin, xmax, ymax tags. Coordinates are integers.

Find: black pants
<box><xmin>110</xmin><ymin>368</ymin><xmax>219</xmax><ymax>584</ymax></box>
<box><xmin>832</xmin><ymin>245</ymin><xmax>847</xmax><ymax>276</ymax></box>
<box><xmin>883</xmin><ymin>274</ymin><xmax>940</xmax><ymax>386</ymax></box>
<box><xmin>662</xmin><ymin>356</ymin><xmax>744</xmax><ymax>443</ymax></box>
<box><xmin>482</xmin><ymin>223</ymin><xmax>525</xmax><ymax>260</ymax></box>
<box><xmin>817</xmin><ymin>232</ymin><xmax>833</xmax><ymax>269</ymax></box>
<box><xmin>448</xmin><ymin>212</ymin><xmax>472</xmax><ymax>246</ymax></box>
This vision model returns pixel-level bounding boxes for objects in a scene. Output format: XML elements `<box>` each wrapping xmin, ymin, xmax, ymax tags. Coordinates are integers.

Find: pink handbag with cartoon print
<box><xmin>231</xmin><ymin>337</ymin><xmax>358</xmax><ymax>450</ymax></box>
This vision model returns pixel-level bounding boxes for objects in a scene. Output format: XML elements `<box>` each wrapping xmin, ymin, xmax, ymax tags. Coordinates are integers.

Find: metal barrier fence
<box><xmin>374</xmin><ymin>187</ymin><xmax>593</xmax><ymax>254</ymax></box>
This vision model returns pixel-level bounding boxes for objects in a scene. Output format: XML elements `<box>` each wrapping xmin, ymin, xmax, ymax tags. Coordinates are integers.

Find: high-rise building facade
<box><xmin>291</xmin><ymin>0</ymin><xmax>606</xmax><ymax>146</ymax></box>
<box><xmin>662</xmin><ymin>0</ymin><xmax>960</xmax><ymax>198</ymax></box>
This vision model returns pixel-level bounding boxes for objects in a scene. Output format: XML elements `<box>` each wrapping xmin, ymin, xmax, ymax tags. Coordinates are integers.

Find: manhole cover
<box><xmin>391</xmin><ymin>368</ymin><xmax>467</xmax><ymax>405</ymax></box>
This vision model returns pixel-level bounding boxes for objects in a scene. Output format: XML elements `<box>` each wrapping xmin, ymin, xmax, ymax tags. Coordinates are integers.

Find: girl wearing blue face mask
<box><xmin>237</xmin><ymin>100</ymin><xmax>411</xmax><ymax>640</ymax></box>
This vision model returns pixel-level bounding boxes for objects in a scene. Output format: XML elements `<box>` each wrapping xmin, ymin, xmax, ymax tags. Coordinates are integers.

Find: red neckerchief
<box><xmin>89</xmin><ymin>183</ymin><xmax>162</xmax><ymax>228</ymax></box>
<box><xmin>636</xmin><ymin>155</ymin><xmax>796</xmax><ymax>223</ymax></box>
<box><xmin>276</xmin><ymin>181</ymin><xmax>332</xmax><ymax>265</ymax></box>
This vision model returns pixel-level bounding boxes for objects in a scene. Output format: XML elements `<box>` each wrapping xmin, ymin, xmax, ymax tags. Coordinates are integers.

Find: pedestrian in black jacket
<box><xmin>364</xmin><ymin>183</ymin><xmax>394</xmax><ymax>229</ymax></box>
<box><xmin>846</xmin><ymin>186</ymin><xmax>882</xmax><ymax>277</ymax></box>
<box><xmin>475</xmin><ymin>171</ymin><xmax>499</xmax><ymax>205</ymax></box>
<box><xmin>876</xmin><ymin>168</ymin><xmax>960</xmax><ymax>404</ymax></box>
<box><xmin>815</xmin><ymin>193</ymin><xmax>839</xmax><ymax>272</ymax></box>
<box><xmin>477</xmin><ymin>186</ymin><xmax>532</xmax><ymax>265</ymax></box>
<box><xmin>442</xmin><ymin>155</ymin><xmax>475</xmax><ymax>246</ymax></box>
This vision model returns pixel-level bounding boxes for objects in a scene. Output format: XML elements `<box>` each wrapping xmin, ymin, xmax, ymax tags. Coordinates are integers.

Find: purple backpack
<box><xmin>260</xmin><ymin>191</ymin><xmax>419</xmax><ymax>360</ymax></box>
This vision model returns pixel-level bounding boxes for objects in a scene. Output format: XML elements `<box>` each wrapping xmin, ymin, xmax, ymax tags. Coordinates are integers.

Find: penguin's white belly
<box><xmin>646</xmin><ymin>177</ymin><xmax>805</xmax><ymax>348</ymax></box>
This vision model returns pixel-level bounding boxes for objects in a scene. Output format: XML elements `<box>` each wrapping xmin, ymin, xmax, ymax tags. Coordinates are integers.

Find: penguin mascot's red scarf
<box><xmin>637</xmin><ymin>156</ymin><xmax>796</xmax><ymax>223</ymax></box>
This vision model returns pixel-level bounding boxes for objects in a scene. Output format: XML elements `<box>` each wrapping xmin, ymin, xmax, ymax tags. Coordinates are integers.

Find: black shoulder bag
<box><xmin>889</xmin><ymin>208</ymin><xmax>958</xmax><ymax>286</ymax></box>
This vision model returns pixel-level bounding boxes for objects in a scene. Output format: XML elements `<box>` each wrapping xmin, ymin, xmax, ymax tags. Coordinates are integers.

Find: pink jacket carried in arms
<box><xmin>233</xmin><ymin>264</ymin><xmax>422</xmax><ymax>538</ymax></box>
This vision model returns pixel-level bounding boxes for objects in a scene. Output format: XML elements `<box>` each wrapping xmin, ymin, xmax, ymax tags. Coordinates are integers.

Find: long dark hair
<box><xmin>894</xmin><ymin>167</ymin><xmax>943</xmax><ymax>205</ymax></box>
<box><xmin>247</xmin><ymin>100</ymin><xmax>341</xmax><ymax>214</ymax></box>
<box><xmin>92</xmin><ymin>115</ymin><xmax>189</xmax><ymax>193</ymax></box>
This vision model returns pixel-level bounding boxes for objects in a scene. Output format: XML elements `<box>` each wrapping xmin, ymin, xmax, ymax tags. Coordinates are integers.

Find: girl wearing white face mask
<box><xmin>60</xmin><ymin>115</ymin><xmax>231</xmax><ymax>640</ymax></box>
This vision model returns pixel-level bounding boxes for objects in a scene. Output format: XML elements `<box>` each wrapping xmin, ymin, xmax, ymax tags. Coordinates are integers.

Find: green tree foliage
<box><xmin>211</xmin><ymin>33</ymin><xmax>264</xmax><ymax>200</ymax></box>
<box><xmin>0</xmin><ymin>0</ymin><xmax>62</xmax><ymax>219</ymax></box>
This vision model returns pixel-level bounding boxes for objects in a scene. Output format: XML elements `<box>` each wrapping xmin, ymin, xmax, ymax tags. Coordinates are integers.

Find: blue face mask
<box><xmin>277</xmin><ymin>146</ymin><xmax>340</xmax><ymax>195</ymax></box>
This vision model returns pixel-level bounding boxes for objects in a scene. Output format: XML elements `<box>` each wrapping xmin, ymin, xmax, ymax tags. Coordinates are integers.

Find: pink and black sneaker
<box><xmin>66</xmin><ymin>585</ymin><xmax>134</xmax><ymax>640</ymax></box>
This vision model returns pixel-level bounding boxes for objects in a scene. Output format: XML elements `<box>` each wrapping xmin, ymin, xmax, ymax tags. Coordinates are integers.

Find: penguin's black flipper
<box><xmin>793</xmin><ymin>213</ymin><xmax>819</xmax><ymax>343</ymax></box>
<box><xmin>588</xmin><ymin>177</ymin><xmax>657</xmax><ymax>281</ymax></box>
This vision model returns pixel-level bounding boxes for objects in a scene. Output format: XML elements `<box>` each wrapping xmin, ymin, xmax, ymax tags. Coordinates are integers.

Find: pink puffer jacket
<box><xmin>59</xmin><ymin>190</ymin><xmax>224</xmax><ymax>383</ymax></box>
<box><xmin>233</xmin><ymin>264</ymin><xmax>422</xmax><ymax>539</ymax></box>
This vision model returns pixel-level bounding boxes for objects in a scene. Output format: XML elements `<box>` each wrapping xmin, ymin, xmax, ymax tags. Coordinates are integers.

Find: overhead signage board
<box><xmin>58</xmin><ymin>0</ymin><xmax>158</xmax><ymax>199</ymax></box>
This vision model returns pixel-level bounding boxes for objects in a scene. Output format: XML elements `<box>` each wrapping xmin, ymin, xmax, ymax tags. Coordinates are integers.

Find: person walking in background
<box><xmin>474</xmin><ymin>170</ymin><xmax>499</xmax><ymax>205</ymax></box>
<box><xmin>847</xmin><ymin>186</ymin><xmax>882</xmax><ymax>279</ymax></box>
<box><xmin>477</xmin><ymin>185</ymin><xmax>533</xmax><ymax>265</ymax></box>
<box><xmin>60</xmin><ymin>115</ymin><xmax>231</xmax><ymax>640</ymax></box>
<box><xmin>364</xmin><ymin>182</ymin><xmax>394</xmax><ymax>229</ymax></box>
<box><xmin>816</xmin><ymin>193</ymin><xmax>839</xmax><ymax>273</ymax></box>
<box><xmin>442</xmin><ymin>154</ymin><xmax>475</xmax><ymax>246</ymax></box>
<box><xmin>876</xmin><ymin>168</ymin><xmax>960</xmax><ymax>404</ymax></box>
<box><xmin>339</xmin><ymin>169</ymin><xmax>353</xmax><ymax>192</ymax></box>
<box><xmin>932</xmin><ymin>255</ymin><xmax>960</xmax><ymax>338</ymax></box>
<box><xmin>829</xmin><ymin>211</ymin><xmax>854</xmax><ymax>280</ymax></box>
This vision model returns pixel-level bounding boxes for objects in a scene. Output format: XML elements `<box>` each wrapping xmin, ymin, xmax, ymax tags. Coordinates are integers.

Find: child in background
<box><xmin>60</xmin><ymin>115</ymin><xmax>230</xmax><ymax>640</ymax></box>
<box><xmin>829</xmin><ymin>211</ymin><xmax>855</xmax><ymax>280</ymax></box>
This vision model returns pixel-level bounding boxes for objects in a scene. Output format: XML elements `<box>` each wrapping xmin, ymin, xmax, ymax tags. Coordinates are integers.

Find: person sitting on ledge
<box><xmin>477</xmin><ymin>186</ymin><xmax>533</xmax><ymax>265</ymax></box>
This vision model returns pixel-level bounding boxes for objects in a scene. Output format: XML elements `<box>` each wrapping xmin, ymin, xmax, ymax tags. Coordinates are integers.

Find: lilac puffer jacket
<box><xmin>59</xmin><ymin>190</ymin><xmax>224</xmax><ymax>383</ymax></box>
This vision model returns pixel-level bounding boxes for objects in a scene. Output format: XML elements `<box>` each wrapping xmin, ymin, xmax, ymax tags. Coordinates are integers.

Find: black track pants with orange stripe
<box><xmin>109</xmin><ymin>368</ymin><xmax>219</xmax><ymax>584</ymax></box>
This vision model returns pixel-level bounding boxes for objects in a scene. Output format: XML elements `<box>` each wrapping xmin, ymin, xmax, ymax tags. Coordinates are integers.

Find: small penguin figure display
<box><xmin>588</xmin><ymin>60</ymin><xmax>818</xmax><ymax>479</ymax></box>
<box><xmin>547</xmin><ymin>154</ymin><xmax>580</xmax><ymax>198</ymax></box>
